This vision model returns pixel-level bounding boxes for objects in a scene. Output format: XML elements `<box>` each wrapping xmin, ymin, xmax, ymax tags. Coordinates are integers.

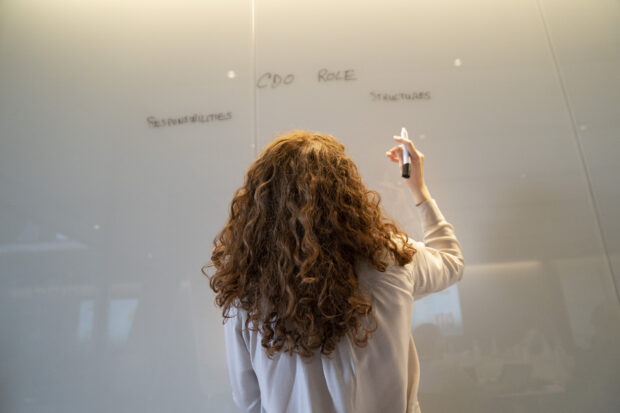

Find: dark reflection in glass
<box><xmin>564</xmin><ymin>301</ymin><xmax>620</xmax><ymax>413</ymax></box>
<box><xmin>412</xmin><ymin>261</ymin><xmax>620</xmax><ymax>413</ymax></box>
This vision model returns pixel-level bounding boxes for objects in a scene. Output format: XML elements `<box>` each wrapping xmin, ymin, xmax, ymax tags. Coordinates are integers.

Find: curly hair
<box><xmin>202</xmin><ymin>130</ymin><xmax>417</xmax><ymax>358</ymax></box>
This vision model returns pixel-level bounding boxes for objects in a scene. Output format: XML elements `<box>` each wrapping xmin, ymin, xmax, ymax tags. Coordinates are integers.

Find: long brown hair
<box><xmin>203</xmin><ymin>130</ymin><xmax>416</xmax><ymax>358</ymax></box>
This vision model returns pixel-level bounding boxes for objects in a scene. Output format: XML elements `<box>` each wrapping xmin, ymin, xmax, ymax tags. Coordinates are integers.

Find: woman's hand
<box><xmin>386</xmin><ymin>133</ymin><xmax>431</xmax><ymax>205</ymax></box>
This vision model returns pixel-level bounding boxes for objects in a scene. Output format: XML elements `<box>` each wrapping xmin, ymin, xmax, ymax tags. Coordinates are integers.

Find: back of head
<box><xmin>204</xmin><ymin>129</ymin><xmax>416</xmax><ymax>358</ymax></box>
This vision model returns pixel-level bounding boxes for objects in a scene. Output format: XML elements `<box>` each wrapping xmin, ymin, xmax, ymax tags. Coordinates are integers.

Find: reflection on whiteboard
<box><xmin>77</xmin><ymin>299</ymin><xmax>95</xmax><ymax>343</ymax></box>
<box><xmin>107</xmin><ymin>299</ymin><xmax>139</xmax><ymax>344</ymax></box>
<box><xmin>412</xmin><ymin>284</ymin><xmax>463</xmax><ymax>336</ymax></box>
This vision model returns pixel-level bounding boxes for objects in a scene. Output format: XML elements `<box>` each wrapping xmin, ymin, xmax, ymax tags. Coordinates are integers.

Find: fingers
<box><xmin>393</xmin><ymin>135</ymin><xmax>415</xmax><ymax>153</ymax></box>
<box><xmin>385</xmin><ymin>145</ymin><xmax>402</xmax><ymax>162</ymax></box>
<box><xmin>392</xmin><ymin>135</ymin><xmax>422</xmax><ymax>160</ymax></box>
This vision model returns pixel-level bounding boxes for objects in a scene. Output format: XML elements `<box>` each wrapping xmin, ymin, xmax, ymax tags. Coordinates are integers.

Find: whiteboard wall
<box><xmin>1</xmin><ymin>0</ymin><xmax>619</xmax><ymax>412</ymax></box>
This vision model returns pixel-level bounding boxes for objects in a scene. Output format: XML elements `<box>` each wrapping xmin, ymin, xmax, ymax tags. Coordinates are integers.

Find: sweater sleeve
<box><xmin>224</xmin><ymin>308</ymin><xmax>262</xmax><ymax>413</ymax></box>
<box><xmin>408</xmin><ymin>198</ymin><xmax>465</xmax><ymax>298</ymax></box>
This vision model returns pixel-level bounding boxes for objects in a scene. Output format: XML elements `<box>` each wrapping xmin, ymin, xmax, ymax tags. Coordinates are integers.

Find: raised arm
<box><xmin>408</xmin><ymin>198</ymin><xmax>465</xmax><ymax>298</ymax></box>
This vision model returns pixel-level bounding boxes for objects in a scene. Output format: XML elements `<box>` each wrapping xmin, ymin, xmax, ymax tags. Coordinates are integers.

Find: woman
<box><xmin>203</xmin><ymin>129</ymin><xmax>465</xmax><ymax>413</ymax></box>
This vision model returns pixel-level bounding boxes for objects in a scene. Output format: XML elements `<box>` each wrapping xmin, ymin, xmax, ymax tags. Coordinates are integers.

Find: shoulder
<box><xmin>223</xmin><ymin>302</ymin><xmax>247</xmax><ymax>331</ymax></box>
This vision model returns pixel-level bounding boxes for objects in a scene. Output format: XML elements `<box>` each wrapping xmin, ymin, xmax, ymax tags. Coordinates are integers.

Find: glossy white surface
<box><xmin>1</xmin><ymin>0</ymin><xmax>619</xmax><ymax>412</ymax></box>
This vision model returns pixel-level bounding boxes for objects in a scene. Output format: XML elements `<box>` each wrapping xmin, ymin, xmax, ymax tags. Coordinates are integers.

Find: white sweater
<box><xmin>223</xmin><ymin>198</ymin><xmax>465</xmax><ymax>413</ymax></box>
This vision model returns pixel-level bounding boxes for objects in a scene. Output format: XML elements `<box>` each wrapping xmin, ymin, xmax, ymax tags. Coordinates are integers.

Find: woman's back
<box><xmin>224</xmin><ymin>198</ymin><xmax>464</xmax><ymax>413</ymax></box>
